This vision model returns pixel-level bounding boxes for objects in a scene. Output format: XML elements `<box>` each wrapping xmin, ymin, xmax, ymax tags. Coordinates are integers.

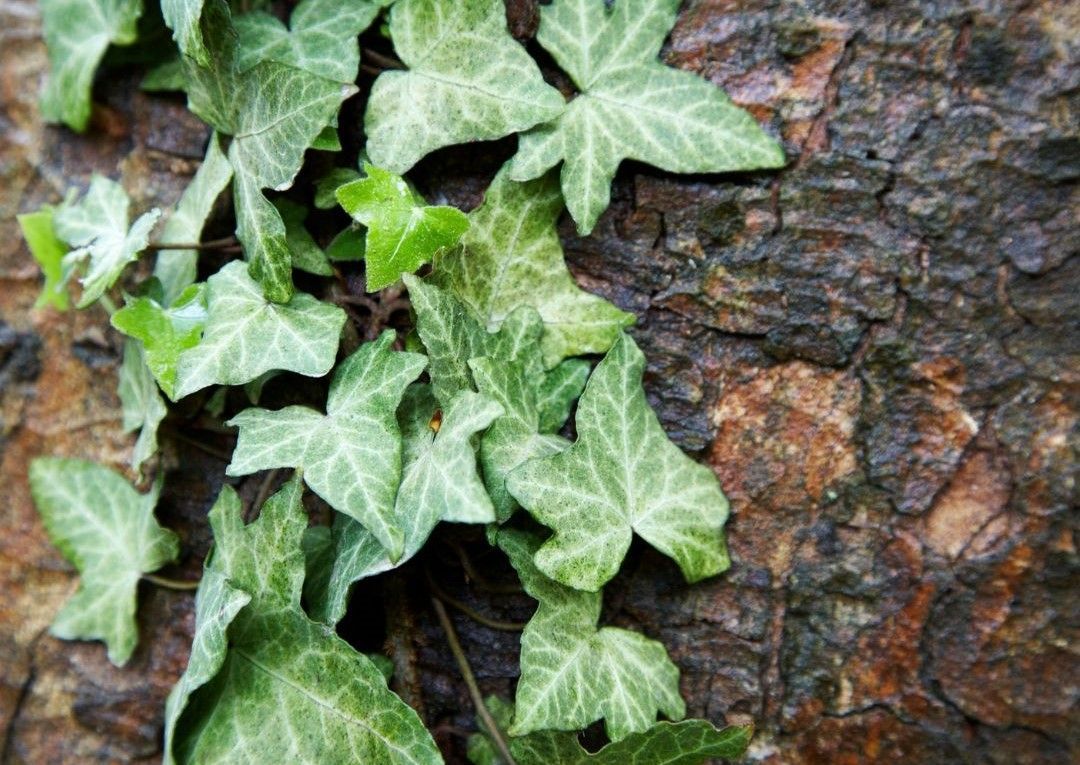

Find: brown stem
<box><xmin>166</xmin><ymin>428</ymin><xmax>234</xmax><ymax>462</ymax></box>
<box><xmin>448</xmin><ymin>540</ymin><xmax>524</xmax><ymax>594</ymax></box>
<box><xmin>249</xmin><ymin>468</ymin><xmax>281</xmax><ymax>518</ymax></box>
<box><xmin>427</xmin><ymin>574</ymin><xmax>526</xmax><ymax>631</ymax></box>
<box><xmin>431</xmin><ymin>597</ymin><xmax>518</xmax><ymax>765</ymax></box>
<box><xmin>148</xmin><ymin>236</ymin><xmax>239</xmax><ymax>251</ymax></box>
<box><xmin>364</xmin><ymin>49</ymin><xmax>405</xmax><ymax>70</ymax></box>
<box><xmin>144</xmin><ymin>573</ymin><xmax>200</xmax><ymax>591</ymax></box>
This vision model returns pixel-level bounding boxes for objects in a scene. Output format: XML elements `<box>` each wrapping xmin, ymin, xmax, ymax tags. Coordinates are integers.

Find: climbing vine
<box><xmin>23</xmin><ymin>0</ymin><xmax>784</xmax><ymax>762</ymax></box>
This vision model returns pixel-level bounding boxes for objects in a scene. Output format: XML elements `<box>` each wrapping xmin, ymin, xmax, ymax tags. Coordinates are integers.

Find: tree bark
<box><xmin>1</xmin><ymin>1</ymin><xmax>1076</xmax><ymax>763</ymax></box>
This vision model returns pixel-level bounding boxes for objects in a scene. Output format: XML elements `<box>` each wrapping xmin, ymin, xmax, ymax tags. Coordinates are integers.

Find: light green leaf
<box><xmin>153</xmin><ymin>132</ymin><xmax>233</xmax><ymax>305</ymax></box>
<box><xmin>54</xmin><ymin>176</ymin><xmax>161</xmax><ymax>309</ymax></box>
<box><xmin>499</xmin><ymin>530</ymin><xmax>684</xmax><ymax>741</ymax></box>
<box><xmin>306</xmin><ymin>385</ymin><xmax>501</xmax><ymax>624</ymax></box>
<box><xmin>403</xmin><ymin>276</ymin><xmax>544</xmax><ymax>407</ymax></box>
<box><xmin>434</xmin><ymin>167</ymin><xmax>633</xmax><ymax>366</ymax></box>
<box><xmin>507</xmin><ymin>0</ymin><xmax>785</xmax><ymax>234</ymax></box>
<box><xmin>337</xmin><ymin>164</ymin><xmax>469</xmax><ymax>291</ymax></box>
<box><xmin>536</xmin><ymin>358</ymin><xmax>590</xmax><ymax>434</ymax></box>
<box><xmin>118</xmin><ymin>340</ymin><xmax>168</xmax><ymax>472</ymax></box>
<box><xmin>234</xmin><ymin>0</ymin><xmax>384</xmax><ymax>84</ymax></box>
<box><xmin>112</xmin><ymin>284</ymin><xmax>206</xmax><ymax>400</ymax></box>
<box><xmin>275</xmin><ymin>199</ymin><xmax>333</xmax><ymax>276</ymax></box>
<box><xmin>28</xmin><ymin>458</ymin><xmax>178</xmax><ymax>665</ymax></box>
<box><xmin>161</xmin><ymin>0</ymin><xmax>209</xmax><ymax>65</ymax></box>
<box><xmin>173</xmin><ymin>261</ymin><xmax>346</xmax><ymax>398</ymax></box>
<box><xmin>227</xmin><ymin>331</ymin><xmax>427</xmax><ymax>559</ymax></box>
<box><xmin>511</xmin><ymin>721</ymin><xmax>753</xmax><ymax>765</ymax></box>
<box><xmin>364</xmin><ymin>0</ymin><xmax>564</xmax><ymax>174</ymax></box>
<box><xmin>141</xmin><ymin>57</ymin><xmax>186</xmax><ymax>92</ymax></box>
<box><xmin>169</xmin><ymin>478</ymin><xmax>442</xmax><ymax>764</ymax></box>
<box><xmin>39</xmin><ymin>0</ymin><xmax>142</xmax><ymax>131</ymax></box>
<box><xmin>507</xmin><ymin>333</ymin><xmax>731</xmax><ymax>592</ymax></box>
<box><xmin>17</xmin><ymin>207</ymin><xmax>69</xmax><ymax>310</ymax></box>
<box><xmin>162</xmin><ymin>568</ymin><xmax>249</xmax><ymax>765</ymax></box>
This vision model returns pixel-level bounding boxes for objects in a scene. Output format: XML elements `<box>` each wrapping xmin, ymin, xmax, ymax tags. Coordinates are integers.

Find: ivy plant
<box><xmin>24</xmin><ymin>0</ymin><xmax>784</xmax><ymax>762</ymax></box>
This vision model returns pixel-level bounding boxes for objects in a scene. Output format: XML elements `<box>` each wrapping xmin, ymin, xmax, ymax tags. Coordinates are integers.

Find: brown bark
<box><xmin>1</xmin><ymin>1</ymin><xmax>1077</xmax><ymax>763</ymax></box>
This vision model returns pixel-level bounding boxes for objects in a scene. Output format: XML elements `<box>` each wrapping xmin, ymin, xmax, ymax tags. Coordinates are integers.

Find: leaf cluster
<box><xmin>26</xmin><ymin>0</ymin><xmax>784</xmax><ymax>762</ymax></box>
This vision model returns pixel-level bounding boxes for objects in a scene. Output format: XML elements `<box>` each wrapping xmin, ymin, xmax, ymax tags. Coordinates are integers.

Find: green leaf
<box><xmin>466</xmin><ymin>696</ymin><xmax>515</xmax><ymax>765</ymax></box>
<box><xmin>39</xmin><ymin>0</ymin><xmax>142</xmax><ymax>131</ymax></box>
<box><xmin>511</xmin><ymin>721</ymin><xmax>753</xmax><ymax>765</ymax></box>
<box><xmin>434</xmin><ymin>167</ymin><xmax>633</xmax><ymax>366</ymax></box>
<box><xmin>118</xmin><ymin>340</ymin><xmax>168</xmax><ymax>472</ymax></box>
<box><xmin>507</xmin><ymin>333</ymin><xmax>731</xmax><ymax>591</ymax></box>
<box><xmin>141</xmin><ymin>57</ymin><xmax>186</xmax><ymax>92</ymax></box>
<box><xmin>173</xmin><ymin>261</ymin><xmax>346</xmax><ymax>398</ymax></box>
<box><xmin>183</xmin><ymin>0</ymin><xmax>362</xmax><ymax>302</ymax></box>
<box><xmin>28</xmin><ymin>458</ymin><xmax>178</xmax><ymax>665</ymax></box>
<box><xmin>365</xmin><ymin>0</ymin><xmax>564</xmax><ymax>174</ymax></box>
<box><xmin>227</xmin><ymin>331</ymin><xmax>427</xmax><ymax>559</ymax></box>
<box><xmin>326</xmin><ymin>226</ymin><xmax>366</xmax><ymax>262</ymax></box>
<box><xmin>54</xmin><ymin>176</ymin><xmax>161</xmax><ymax>309</ymax></box>
<box><xmin>169</xmin><ymin>478</ymin><xmax>442</xmax><ymax>764</ymax></box>
<box><xmin>153</xmin><ymin>132</ymin><xmax>233</xmax><ymax>305</ymax></box>
<box><xmin>310</xmin><ymin>124</ymin><xmax>341</xmax><ymax>151</ymax></box>
<box><xmin>314</xmin><ymin>167</ymin><xmax>362</xmax><ymax>210</ymax></box>
<box><xmin>112</xmin><ymin>284</ymin><xmax>206</xmax><ymax>400</ymax></box>
<box><xmin>234</xmin><ymin>0</ymin><xmax>385</xmax><ymax>84</ymax></box>
<box><xmin>499</xmin><ymin>530</ymin><xmax>684</xmax><ymax>741</ymax></box>
<box><xmin>306</xmin><ymin>384</ymin><xmax>501</xmax><ymax>624</ymax></box>
<box><xmin>275</xmin><ymin>199</ymin><xmax>333</xmax><ymax>276</ymax></box>
<box><xmin>403</xmin><ymin>276</ymin><xmax>545</xmax><ymax>407</ymax></box>
<box><xmin>161</xmin><ymin>0</ymin><xmax>209</xmax><ymax>65</ymax></box>
<box><xmin>336</xmin><ymin>164</ymin><xmax>469</xmax><ymax>291</ymax></box>
<box><xmin>17</xmin><ymin>207</ymin><xmax>70</xmax><ymax>310</ymax></box>
<box><xmin>507</xmin><ymin>0</ymin><xmax>785</xmax><ymax>234</ymax></box>
<box><xmin>536</xmin><ymin>358</ymin><xmax>590</xmax><ymax>434</ymax></box>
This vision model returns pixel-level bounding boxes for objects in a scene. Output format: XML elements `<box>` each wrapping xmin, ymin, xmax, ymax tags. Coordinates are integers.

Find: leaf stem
<box><xmin>431</xmin><ymin>596</ymin><xmax>519</xmax><ymax>765</ymax></box>
<box><xmin>144</xmin><ymin>573</ymin><xmax>200</xmax><ymax>591</ymax></box>
<box><xmin>165</xmin><ymin>428</ymin><xmax>234</xmax><ymax>462</ymax></box>
<box><xmin>427</xmin><ymin>574</ymin><xmax>526</xmax><ymax>631</ymax></box>
<box><xmin>148</xmin><ymin>236</ymin><xmax>239</xmax><ymax>251</ymax></box>
<box><xmin>364</xmin><ymin>49</ymin><xmax>405</xmax><ymax>70</ymax></box>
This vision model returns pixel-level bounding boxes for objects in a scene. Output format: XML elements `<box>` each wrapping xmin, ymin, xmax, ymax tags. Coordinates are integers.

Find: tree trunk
<box><xmin>1</xmin><ymin>1</ymin><xmax>1076</xmax><ymax>763</ymax></box>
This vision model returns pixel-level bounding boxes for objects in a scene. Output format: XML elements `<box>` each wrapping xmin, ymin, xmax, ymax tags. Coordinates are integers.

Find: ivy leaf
<box><xmin>39</xmin><ymin>0</ymin><xmax>142</xmax><ymax>131</ymax></box>
<box><xmin>536</xmin><ymin>358</ymin><xmax>591</xmax><ymax>434</ymax></box>
<box><xmin>499</xmin><ymin>530</ymin><xmax>684</xmax><ymax>741</ymax></box>
<box><xmin>364</xmin><ymin>0</ymin><xmax>564</xmax><ymax>174</ymax></box>
<box><xmin>153</xmin><ymin>132</ymin><xmax>233</xmax><ymax>305</ymax></box>
<box><xmin>336</xmin><ymin>164</ymin><xmax>469</xmax><ymax>291</ymax></box>
<box><xmin>17</xmin><ymin>207</ymin><xmax>69</xmax><ymax>310</ymax></box>
<box><xmin>511</xmin><ymin>721</ymin><xmax>753</xmax><ymax>765</ymax></box>
<box><xmin>314</xmin><ymin>167</ymin><xmax>362</xmax><ymax>210</ymax></box>
<box><xmin>118</xmin><ymin>340</ymin><xmax>168</xmax><ymax>472</ymax></box>
<box><xmin>112</xmin><ymin>284</ymin><xmax>206</xmax><ymax>400</ymax></box>
<box><xmin>403</xmin><ymin>276</ymin><xmax>545</xmax><ymax>407</ymax></box>
<box><xmin>466</xmin><ymin>696</ymin><xmax>515</xmax><ymax>765</ymax></box>
<box><xmin>168</xmin><ymin>478</ymin><xmax>442</xmax><ymax>764</ymax></box>
<box><xmin>433</xmin><ymin>167</ymin><xmax>633</xmax><ymax>366</ymax></box>
<box><xmin>234</xmin><ymin>0</ymin><xmax>386</xmax><ymax>84</ymax></box>
<box><xmin>227</xmin><ymin>331</ymin><xmax>427</xmax><ymax>559</ymax></box>
<box><xmin>507</xmin><ymin>0</ymin><xmax>785</xmax><ymax>234</ymax></box>
<box><xmin>507</xmin><ymin>334</ymin><xmax>731</xmax><ymax>592</ymax></box>
<box><xmin>306</xmin><ymin>385</ymin><xmax>501</xmax><ymax>624</ymax></box>
<box><xmin>54</xmin><ymin>176</ymin><xmax>161</xmax><ymax>309</ymax></box>
<box><xmin>161</xmin><ymin>0</ymin><xmax>208</xmax><ymax>65</ymax></box>
<box><xmin>28</xmin><ymin>458</ymin><xmax>178</xmax><ymax>666</ymax></box>
<box><xmin>275</xmin><ymin>199</ymin><xmax>333</xmax><ymax>276</ymax></box>
<box><xmin>173</xmin><ymin>261</ymin><xmax>346</xmax><ymax>398</ymax></box>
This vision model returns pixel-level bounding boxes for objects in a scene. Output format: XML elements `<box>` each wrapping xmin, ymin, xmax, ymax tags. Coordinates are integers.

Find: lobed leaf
<box><xmin>117</xmin><ymin>340</ymin><xmax>168</xmax><ymax>472</ymax></box>
<box><xmin>17</xmin><ymin>207</ymin><xmax>69</xmax><ymax>310</ymax></box>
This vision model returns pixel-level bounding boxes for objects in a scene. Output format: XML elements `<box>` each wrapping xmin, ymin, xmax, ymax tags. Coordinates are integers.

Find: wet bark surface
<box><xmin>1</xmin><ymin>1</ymin><xmax>1077</xmax><ymax>763</ymax></box>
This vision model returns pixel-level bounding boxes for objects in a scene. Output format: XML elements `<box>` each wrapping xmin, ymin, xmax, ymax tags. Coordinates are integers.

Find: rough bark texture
<box><xmin>1</xmin><ymin>1</ymin><xmax>1077</xmax><ymax>763</ymax></box>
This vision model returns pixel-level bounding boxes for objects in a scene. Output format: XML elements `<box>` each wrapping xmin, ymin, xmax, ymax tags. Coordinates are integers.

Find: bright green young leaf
<box><xmin>507</xmin><ymin>334</ymin><xmax>731</xmax><ymax>592</ymax></box>
<box><xmin>499</xmin><ymin>530</ymin><xmax>684</xmax><ymax>741</ymax></box>
<box><xmin>17</xmin><ymin>207</ymin><xmax>69</xmax><ymax>310</ymax></box>
<box><xmin>364</xmin><ymin>0</ymin><xmax>564</xmax><ymax>174</ymax></box>
<box><xmin>227</xmin><ymin>331</ymin><xmax>427</xmax><ymax>559</ymax></box>
<box><xmin>169</xmin><ymin>478</ymin><xmax>442</xmax><ymax>764</ymax></box>
<box><xmin>507</xmin><ymin>0</ymin><xmax>785</xmax><ymax>234</ymax></box>
<box><xmin>511</xmin><ymin>720</ymin><xmax>753</xmax><ymax>765</ymax></box>
<box><xmin>28</xmin><ymin>458</ymin><xmax>178</xmax><ymax>666</ymax></box>
<box><xmin>337</xmin><ymin>164</ymin><xmax>469</xmax><ymax>291</ymax></box>
<box><xmin>54</xmin><ymin>176</ymin><xmax>161</xmax><ymax>309</ymax></box>
<box><xmin>275</xmin><ymin>199</ymin><xmax>333</xmax><ymax>276</ymax></box>
<box><xmin>39</xmin><ymin>0</ymin><xmax>142</xmax><ymax>131</ymax></box>
<box><xmin>311</xmin><ymin>124</ymin><xmax>341</xmax><ymax>151</ymax></box>
<box><xmin>118</xmin><ymin>340</ymin><xmax>168</xmax><ymax>472</ymax></box>
<box><xmin>433</xmin><ymin>167</ymin><xmax>633</xmax><ymax>366</ymax></box>
<box><xmin>183</xmin><ymin>0</ymin><xmax>361</xmax><ymax>302</ymax></box>
<box><xmin>173</xmin><ymin>261</ymin><xmax>346</xmax><ymax>398</ymax></box>
<box><xmin>112</xmin><ymin>284</ymin><xmax>206</xmax><ymax>400</ymax></box>
<box><xmin>153</xmin><ymin>132</ymin><xmax>233</xmax><ymax>305</ymax></box>
<box><xmin>403</xmin><ymin>276</ymin><xmax>545</xmax><ymax>407</ymax></box>
<box><xmin>161</xmin><ymin>0</ymin><xmax>209</xmax><ymax>65</ymax></box>
<box><xmin>306</xmin><ymin>385</ymin><xmax>501</xmax><ymax>624</ymax></box>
